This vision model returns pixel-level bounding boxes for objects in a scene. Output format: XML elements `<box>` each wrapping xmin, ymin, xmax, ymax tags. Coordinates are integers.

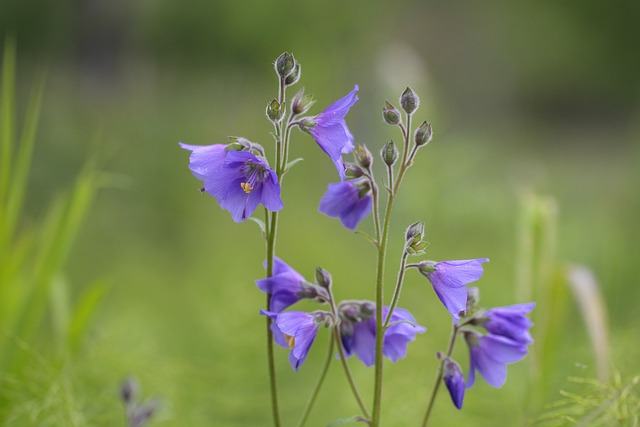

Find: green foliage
<box><xmin>0</xmin><ymin>38</ymin><xmax>105</xmax><ymax>422</ymax></box>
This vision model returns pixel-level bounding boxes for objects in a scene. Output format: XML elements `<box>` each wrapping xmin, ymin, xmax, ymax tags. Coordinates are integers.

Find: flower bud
<box><xmin>414</xmin><ymin>121</ymin><xmax>432</xmax><ymax>146</ymax></box>
<box><xmin>443</xmin><ymin>357</ymin><xmax>465</xmax><ymax>410</ymax></box>
<box><xmin>275</xmin><ymin>52</ymin><xmax>296</xmax><ymax>79</ymax></box>
<box><xmin>405</xmin><ymin>222</ymin><xmax>429</xmax><ymax>255</ymax></box>
<box><xmin>381</xmin><ymin>140</ymin><xmax>398</xmax><ymax>166</ymax></box>
<box><xmin>360</xmin><ymin>301</ymin><xmax>375</xmax><ymax>317</ymax></box>
<box><xmin>291</xmin><ymin>88</ymin><xmax>314</xmax><ymax>116</ymax></box>
<box><xmin>315</xmin><ymin>267</ymin><xmax>332</xmax><ymax>290</ymax></box>
<box><xmin>400</xmin><ymin>87</ymin><xmax>419</xmax><ymax>115</ymax></box>
<box><xmin>266</xmin><ymin>99</ymin><xmax>285</xmax><ymax>123</ymax></box>
<box><xmin>345</xmin><ymin>163</ymin><xmax>365</xmax><ymax>178</ymax></box>
<box><xmin>354</xmin><ymin>145</ymin><xmax>373</xmax><ymax>169</ymax></box>
<box><xmin>284</xmin><ymin>63</ymin><xmax>301</xmax><ymax>86</ymax></box>
<box><xmin>382</xmin><ymin>101</ymin><xmax>401</xmax><ymax>125</ymax></box>
<box><xmin>120</xmin><ymin>377</ymin><xmax>139</xmax><ymax>405</ymax></box>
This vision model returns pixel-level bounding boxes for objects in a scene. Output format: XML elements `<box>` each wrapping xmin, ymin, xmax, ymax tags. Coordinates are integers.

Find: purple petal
<box><xmin>315</xmin><ymin>85</ymin><xmax>359</xmax><ymax>126</ymax></box>
<box><xmin>339</xmin><ymin>195</ymin><xmax>372</xmax><ymax>230</ymax></box>
<box><xmin>179</xmin><ymin>143</ymin><xmax>227</xmax><ymax>181</ymax></box>
<box><xmin>260</xmin><ymin>170</ymin><xmax>284</xmax><ymax>212</ymax></box>
<box><xmin>260</xmin><ymin>310</ymin><xmax>288</xmax><ymax>348</ymax></box>
<box><xmin>350</xmin><ymin>321</ymin><xmax>376</xmax><ymax>367</ymax></box>
<box><xmin>432</xmin><ymin>282</ymin><xmax>468</xmax><ymax>321</ymax></box>
<box><xmin>430</xmin><ymin>259</ymin><xmax>490</xmax><ymax>288</ymax></box>
<box><xmin>443</xmin><ymin>358</ymin><xmax>465</xmax><ymax>409</ymax></box>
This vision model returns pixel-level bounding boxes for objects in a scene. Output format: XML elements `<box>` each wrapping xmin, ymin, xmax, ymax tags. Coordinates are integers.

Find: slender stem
<box><xmin>421</xmin><ymin>324</ymin><xmax>460</xmax><ymax>427</ymax></box>
<box><xmin>264</xmin><ymin>75</ymin><xmax>289</xmax><ymax>427</ymax></box>
<box><xmin>383</xmin><ymin>251</ymin><xmax>409</xmax><ymax>329</ymax></box>
<box><xmin>296</xmin><ymin>336</ymin><xmax>335</xmax><ymax>427</ymax></box>
<box><xmin>333</xmin><ymin>327</ymin><xmax>371</xmax><ymax>419</ymax></box>
<box><xmin>369</xmin><ymin>177</ymin><xmax>382</xmax><ymax>243</ymax></box>
<box><xmin>371</xmin><ymin>114</ymin><xmax>416</xmax><ymax>426</ymax></box>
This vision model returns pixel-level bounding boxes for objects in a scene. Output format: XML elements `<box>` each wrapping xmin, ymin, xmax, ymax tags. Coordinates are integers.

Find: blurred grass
<box><xmin>0</xmin><ymin>2</ymin><xmax>639</xmax><ymax>425</ymax></box>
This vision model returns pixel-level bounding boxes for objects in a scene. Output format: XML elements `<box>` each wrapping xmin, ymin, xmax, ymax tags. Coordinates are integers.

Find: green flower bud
<box><xmin>354</xmin><ymin>145</ymin><xmax>373</xmax><ymax>169</ymax></box>
<box><xmin>284</xmin><ymin>63</ymin><xmax>301</xmax><ymax>86</ymax></box>
<box><xmin>275</xmin><ymin>52</ymin><xmax>296</xmax><ymax>79</ymax></box>
<box><xmin>266</xmin><ymin>99</ymin><xmax>285</xmax><ymax>123</ymax></box>
<box><xmin>381</xmin><ymin>140</ymin><xmax>398</xmax><ymax>166</ymax></box>
<box><xmin>414</xmin><ymin>121</ymin><xmax>432</xmax><ymax>146</ymax></box>
<box><xmin>291</xmin><ymin>87</ymin><xmax>314</xmax><ymax>116</ymax></box>
<box><xmin>400</xmin><ymin>86</ymin><xmax>419</xmax><ymax>115</ymax></box>
<box><xmin>382</xmin><ymin>101</ymin><xmax>401</xmax><ymax>125</ymax></box>
<box><xmin>315</xmin><ymin>267</ymin><xmax>332</xmax><ymax>290</ymax></box>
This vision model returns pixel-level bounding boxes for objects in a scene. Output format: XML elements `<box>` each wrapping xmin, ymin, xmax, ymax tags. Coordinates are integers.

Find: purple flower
<box><xmin>318</xmin><ymin>180</ymin><xmax>372</xmax><ymax>230</ymax></box>
<box><xmin>272</xmin><ymin>311</ymin><xmax>330</xmax><ymax>372</ymax></box>
<box><xmin>484</xmin><ymin>302</ymin><xmax>535</xmax><ymax>345</ymax></box>
<box><xmin>341</xmin><ymin>306</ymin><xmax>426</xmax><ymax>367</ymax></box>
<box><xmin>419</xmin><ymin>258</ymin><xmax>489</xmax><ymax>321</ymax></box>
<box><xmin>307</xmin><ymin>85</ymin><xmax>359</xmax><ymax>179</ymax></box>
<box><xmin>465</xmin><ymin>332</ymin><xmax>529</xmax><ymax>388</ymax></box>
<box><xmin>255</xmin><ymin>257</ymin><xmax>306</xmax><ymax>312</ymax></box>
<box><xmin>443</xmin><ymin>357</ymin><xmax>465</xmax><ymax>409</ymax></box>
<box><xmin>180</xmin><ymin>144</ymin><xmax>283</xmax><ymax>222</ymax></box>
<box><xmin>260</xmin><ymin>310</ymin><xmax>288</xmax><ymax>349</ymax></box>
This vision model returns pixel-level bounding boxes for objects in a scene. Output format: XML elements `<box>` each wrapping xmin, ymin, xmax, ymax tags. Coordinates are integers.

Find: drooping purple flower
<box><xmin>318</xmin><ymin>180</ymin><xmax>372</xmax><ymax>230</ymax></box>
<box><xmin>180</xmin><ymin>144</ymin><xmax>283</xmax><ymax>222</ymax></box>
<box><xmin>443</xmin><ymin>357</ymin><xmax>465</xmax><ymax>409</ymax></box>
<box><xmin>273</xmin><ymin>311</ymin><xmax>330</xmax><ymax>372</ymax></box>
<box><xmin>340</xmin><ymin>306</ymin><xmax>426</xmax><ymax>367</ymax></box>
<box><xmin>419</xmin><ymin>258</ymin><xmax>490</xmax><ymax>321</ymax></box>
<box><xmin>483</xmin><ymin>302</ymin><xmax>536</xmax><ymax>345</ymax></box>
<box><xmin>260</xmin><ymin>310</ymin><xmax>288</xmax><ymax>348</ymax></box>
<box><xmin>255</xmin><ymin>257</ymin><xmax>306</xmax><ymax>312</ymax></box>
<box><xmin>306</xmin><ymin>85</ymin><xmax>359</xmax><ymax>179</ymax></box>
<box><xmin>464</xmin><ymin>332</ymin><xmax>529</xmax><ymax>389</ymax></box>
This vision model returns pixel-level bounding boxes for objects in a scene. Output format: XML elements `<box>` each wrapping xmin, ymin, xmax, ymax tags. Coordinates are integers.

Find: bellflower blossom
<box><xmin>443</xmin><ymin>357</ymin><xmax>465</xmax><ymax>409</ymax></box>
<box><xmin>255</xmin><ymin>257</ymin><xmax>306</xmax><ymax>312</ymax></box>
<box><xmin>418</xmin><ymin>258</ymin><xmax>489</xmax><ymax>321</ymax></box>
<box><xmin>180</xmin><ymin>144</ymin><xmax>283</xmax><ymax>222</ymax></box>
<box><xmin>272</xmin><ymin>311</ymin><xmax>331</xmax><ymax>372</ymax></box>
<box><xmin>464</xmin><ymin>332</ymin><xmax>529</xmax><ymax>388</ymax></box>
<box><xmin>483</xmin><ymin>302</ymin><xmax>536</xmax><ymax>345</ymax></box>
<box><xmin>318</xmin><ymin>179</ymin><xmax>372</xmax><ymax>230</ymax></box>
<box><xmin>340</xmin><ymin>306</ymin><xmax>426</xmax><ymax>367</ymax></box>
<box><xmin>305</xmin><ymin>85</ymin><xmax>359</xmax><ymax>179</ymax></box>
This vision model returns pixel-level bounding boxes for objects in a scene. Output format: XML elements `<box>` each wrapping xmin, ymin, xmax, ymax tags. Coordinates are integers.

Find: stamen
<box><xmin>285</xmin><ymin>334</ymin><xmax>295</xmax><ymax>349</ymax></box>
<box><xmin>240</xmin><ymin>182</ymin><xmax>254</xmax><ymax>194</ymax></box>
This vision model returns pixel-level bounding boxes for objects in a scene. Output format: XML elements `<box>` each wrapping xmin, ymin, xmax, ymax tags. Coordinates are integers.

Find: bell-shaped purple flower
<box><xmin>306</xmin><ymin>85</ymin><xmax>359</xmax><ymax>179</ymax></box>
<box><xmin>318</xmin><ymin>180</ymin><xmax>372</xmax><ymax>230</ymax></box>
<box><xmin>419</xmin><ymin>258</ymin><xmax>489</xmax><ymax>321</ymax></box>
<box><xmin>273</xmin><ymin>311</ymin><xmax>330</xmax><ymax>372</ymax></box>
<box><xmin>484</xmin><ymin>302</ymin><xmax>535</xmax><ymax>345</ymax></box>
<box><xmin>464</xmin><ymin>332</ymin><xmax>529</xmax><ymax>389</ymax></box>
<box><xmin>255</xmin><ymin>257</ymin><xmax>306</xmax><ymax>312</ymax></box>
<box><xmin>443</xmin><ymin>357</ymin><xmax>465</xmax><ymax>409</ymax></box>
<box><xmin>340</xmin><ymin>306</ymin><xmax>426</xmax><ymax>367</ymax></box>
<box><xmin>180</xmin><ymin>144</ymin><xmax>283</xmax><ymax>222</ymax></box>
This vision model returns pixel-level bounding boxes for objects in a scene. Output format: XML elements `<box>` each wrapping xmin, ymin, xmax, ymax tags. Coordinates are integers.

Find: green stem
<box><xmin>334</xmin><ymin>327</ymin><xmax>371</xmax><ymax>419</ymax></box>
<box><xmin>383</xmin><ymin>251</ymin><xmax>409</xmax><ymax>329</ymax></box>
<box><xmin>421</xmin><ymin>324</ymin><xmax>460</xmax><ymax>427</ymax></box>
<box><xmin>371</xmin><ymin>114</ymin><xmax>415</xmax><ymax>426</ymax></box>
<box><xmin>265</xmin><ymin>210</ymin><xmax>281</xmax><ymax>427</ymax></box>
<box><xmin>296</xmin><ymin>336</ymin><xmax>335</xmax><ymax>427</ymax></box>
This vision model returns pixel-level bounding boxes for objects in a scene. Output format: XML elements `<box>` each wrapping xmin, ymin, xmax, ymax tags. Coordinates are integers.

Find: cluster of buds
<box><xmin>405</xmin><ymin>221</ymin><xmax>429</xmax><ymax>255</ymax></box>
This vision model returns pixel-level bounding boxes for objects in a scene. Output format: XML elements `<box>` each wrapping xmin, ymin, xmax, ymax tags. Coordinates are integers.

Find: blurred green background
<box><xmin>1</xmin><ymin>0</ymin><xmax>639</xmax><ymax>426</ymax></box>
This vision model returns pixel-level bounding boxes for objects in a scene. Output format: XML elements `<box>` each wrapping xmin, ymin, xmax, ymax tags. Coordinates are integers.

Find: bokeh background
<box><xmin>1</xmin><ymin>0</ymin><xmax>639</xmax><ymax>426</ymax></box>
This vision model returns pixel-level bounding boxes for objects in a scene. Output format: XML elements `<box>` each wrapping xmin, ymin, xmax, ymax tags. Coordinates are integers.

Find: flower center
<box><xmin>284</xmin><ymin>334</ymin><xmax>296</xmax><ymax>349</ymax></box>
<box><xmin>240</xmin><ymin>182</ymin><xmax>254</xmax><ymax>193</ymax></box>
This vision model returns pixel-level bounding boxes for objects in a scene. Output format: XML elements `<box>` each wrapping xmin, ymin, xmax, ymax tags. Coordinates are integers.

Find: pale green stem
<box><xmin>334</xmin><ymin>327</ymin><xmax>371</xmax><ymax>419</ymax></box>
<box><xmin>383</xmin><ymin>251</ymin><xmax>409</xmax><ymax>329</ymax></box>
<box><xmin>421</xmin><ymin>324</ymin><xmax>460</xmax><ymax>427</ymax></box>
<box><xmin>296</xmin><ymin>337</ymin><xmax>335</xmax><ymax>427</ymax></box>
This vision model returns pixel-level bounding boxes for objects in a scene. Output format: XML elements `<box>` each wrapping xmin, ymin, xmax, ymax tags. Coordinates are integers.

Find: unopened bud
<box><xmin>275</xmin><ymin>52</ymin><xmax>296</xmax><ymax>79</ymax></box>
<box><xmin>405</xmin><ymin>222</ymin><xmax>428</xmax><ymax>255</ymax></box>
<box><xmin>360</xmin><ymin>301</ymin><xmax>375</xmax><ymax>317</ymax></box>
<box><xmin>400</xmin><ymin>87</ymin><xmax>419</xmax><ymax>115</ymax></box>
<box><xmin>284</xmin><ymin>63</ymin><xmax>301</xmax><ymax>86</ymax></box>
<box><xmin>315</xmin><ymin>267</ymin><xmax>332</xmax><ymax>289</ymax></box>
<box><xmin>414</xmin><ymin>121</ymin><xmax>432</xmax><ymax>146</ymax></box>
<box><xmin>120</xmin><ymin>377</ymin><xmax>139</xmax><ymax>405</ymax></box>
<box><xmin>291</xmin><ymin>88</ymin><xmax>314</xmax><ymax>115</ymax></box>
<box><xmin>382</xmin><ymin>101</ymin><xmax>401</xmax><ymax>125</ymax></box>
<box><xmin>354</xmin><ymin>145</ymin><xmax>373</xmax><ymax>169</ymax></box>
<box><xmin>345</xmin><ymin>164</ymin><xmax>365</xmax><ymax>178</ymax></box>
<box><xmin>266</xmin><ymin>99</ymin><xmax>285</xmax><ymax>123</ymax></box>
<box><xmin>381</xmin><ymin>140</ymin><xmax>398</xmax><ymax>166</ymax></box>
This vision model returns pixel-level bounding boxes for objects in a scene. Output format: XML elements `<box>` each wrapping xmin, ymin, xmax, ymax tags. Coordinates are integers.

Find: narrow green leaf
<box><xmin>326</xmin><ymin>416</ymin><xmax>367</xmax><ymax>426</ymax></box>
<box><xmin>4</xmin><ymin>74</ymin><xmax>45</xmax><ymax>244</ymax></box>
<box><xmin>0</xmin><ymin>36</ymin><xmax>16</xmax><ymax>209</ymax></box>
<box><xmin>67</xmin><ymin>280</ymin><xmax>108</xmax><ymax>355</ymax></box>
<box><xmin>249</xmin><ymin>217</ymin><xmax>267</xmax><ymax>238</ymax></box>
